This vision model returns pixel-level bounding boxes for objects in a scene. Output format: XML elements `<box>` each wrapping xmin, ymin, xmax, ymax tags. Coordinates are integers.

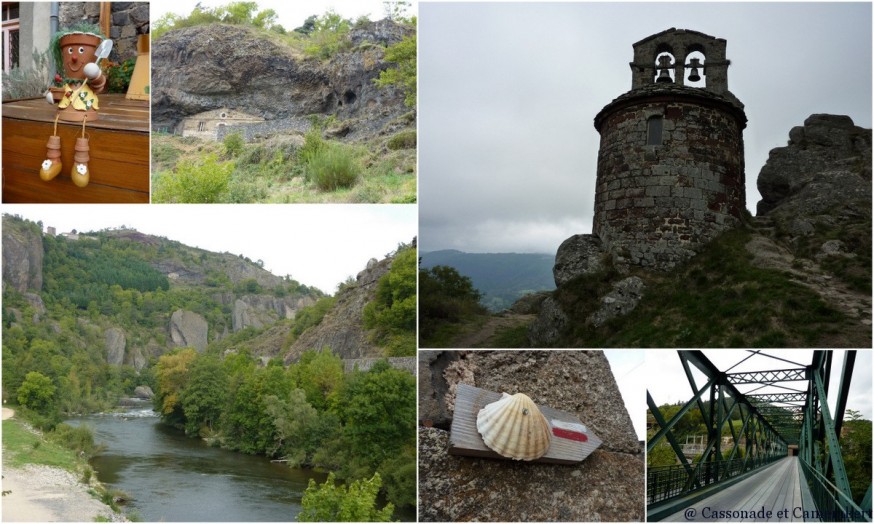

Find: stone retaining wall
<box><xmin>343</xmin><ymin>357</ymin><xmax>416</xmax><ymax>375</ymax></box>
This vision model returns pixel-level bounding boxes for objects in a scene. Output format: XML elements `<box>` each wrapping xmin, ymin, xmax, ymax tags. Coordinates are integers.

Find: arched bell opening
<box><xmin>654</xmin><ymin>51</ymin><xmax>676</xmax><ymax>84</ymax></box>
<box><xmin>684</xmin><ymin>50</ymin><xmax>706</xmax><ymax>88</ymax></box>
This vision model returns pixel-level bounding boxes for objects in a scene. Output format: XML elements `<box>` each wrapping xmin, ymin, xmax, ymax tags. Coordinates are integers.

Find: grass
<box><xmin>2</xmin><ymin>418</ymin><xmax>80</xmax><ymax>472</ymax></box>
<box><xmin>553</xmin><ymin>227</ymin><xmax>860</xmax><ymax>348</ymax></box>
<box><xmin>489</xmin><ymin>324</ymin><xmax>531</xmax><ymax>348</ymax></box>
<box><xmin>151</xmin><ymin>130</ymin><xmax>416</xmax><ymax>203</ymax></box>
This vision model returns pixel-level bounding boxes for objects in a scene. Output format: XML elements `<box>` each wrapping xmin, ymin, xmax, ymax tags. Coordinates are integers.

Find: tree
<box><xmin>291</xmin><ymin>350</ymin><xmax>344</xmax><ymax>411</ymax></box>
<box><xmin>335</xmin><ymin>364</ymin><xmax>415</xmax><ymax>471</ymax></box>
<box><xmin>374</xmin><ymin>34</ymin><xmax>416</xmax><ymax>108</ymax></box>
<box><xmin>265</xmin><ymin>389</ymin><xmax>340</xmax><ymax>467</ymax></box>
<box><xmin>298</xmin><ymin>472</ymin><xmax>394</xmax><ymax>522</ymax></box>
<box><xmin>17</xmin><ymin>371</ymin><xmax>56</xmax><ymax>413</ymax></box>
<box><xmin>180</xmin><ymin>355</ymin><xmax>228</xmax><ymax>436</ymax></box>
<box><xmin>362</xmin><ymin>248</ymin><xmax>416</xmax><ymax>356</ymax></box>
<box><xmin>154</xmin><ymin>348</ymin><xmax>198</xmax><ymax>426</ymax></box>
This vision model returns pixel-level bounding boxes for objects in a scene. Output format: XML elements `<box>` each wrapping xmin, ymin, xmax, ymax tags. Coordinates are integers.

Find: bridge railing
<box><xmin>647</xmin><ymin>455</ymin><xmax>784</xmax><ymax>505</ymax></box>
<box><xmin>799</xmin><ymin>458</ymin><xmax>872</xmax><ymax>522</ymax></box>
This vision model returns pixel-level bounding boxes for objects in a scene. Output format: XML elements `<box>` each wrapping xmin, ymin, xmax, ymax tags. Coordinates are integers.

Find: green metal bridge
<box><xmin>647</xmin><ymin>351</ymin><xmax>871</xmax><ymax>522</ymax></box>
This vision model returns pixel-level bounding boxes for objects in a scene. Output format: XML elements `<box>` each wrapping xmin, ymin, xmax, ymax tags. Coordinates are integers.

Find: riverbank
<box><xmin>1</xmin><ymin>408</ymin><xmax>125</xmax><ymax>522</ymax></box>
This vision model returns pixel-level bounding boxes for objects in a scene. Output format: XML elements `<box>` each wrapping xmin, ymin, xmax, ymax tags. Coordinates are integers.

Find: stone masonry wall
<box><xmin>215</xmin><ymin>117</ymin><xmax>313</xmax><ymax>142</ymax></box>
<box><xmin>58</xmin><ymin>2</ymin><xmax>148</xmax><ymax>64</ymax></box>
<box><xmin>593</xmin><ymin>98</ymin><xmax>744</xmax><ymax>269</ymax></box>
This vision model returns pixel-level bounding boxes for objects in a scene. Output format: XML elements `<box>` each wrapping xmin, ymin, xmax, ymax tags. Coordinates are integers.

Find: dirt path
<box><xmin>745</xmin><ymin>234</ymin><xmax>872</xmax><ymax>325</ymax></box>
<box><xmin>450</xmin><ymin>313</ymin><xmax>536</xmax><ymax>348</ymax></box>
<box><xmin>1</xmin><ymin>408</ymin><xmax>121</xmax><ymax>522</ymax></box>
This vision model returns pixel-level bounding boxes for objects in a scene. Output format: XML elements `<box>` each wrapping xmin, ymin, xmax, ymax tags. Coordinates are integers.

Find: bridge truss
<box><xmin>647</xmin><ymin>350</ymin><xmax>871</xmax><ymax>521</ymax></box>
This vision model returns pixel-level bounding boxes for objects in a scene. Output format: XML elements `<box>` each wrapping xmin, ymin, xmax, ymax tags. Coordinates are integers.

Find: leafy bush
<box><xmin>419</xmin><ymin>265</ymin><xmax>488</xmax><ymax>345</ymax></box>
<box><xmin>374</xmin><ymin>34</ymin><xmax>416</xmax><ymax>108</ymax></box>
<box><xmin>363</xmin><ymin>247</ymin><xmax>416</xmax><ymax>356</ymax></box>
<box><xmin>224</xmin><ymin>132</ymin><xmax>245</xmax><ymax>158</ymax></box>
<box><xmin>298</xmin><ymin>473</ymin><xmax>394</xmax><ymax>522</ymax></box>
<box><xmin>303</xmin><ymin>11</ymin><xmax>353</xmax><ymax>59</ymax></box>
<box><xmin>305</xmin><ymin>145</ymin><xmax>359</xmax><ymax>191</ymax></box>
<box><xmin>2</xmin><ymin>49</ymin><xmax>51</xmax><ymax>100</ymax></box>
<box><xmin>152</xmin><ymin>154</ymin><xmax>233</xmax><ymax>203</ymax></box>
<box><xmin>17</xmin><ymin>371</ymin><xmax>56</xmax><ymax>413</ymax></box>
<box><xmin>386</xmin><ymin>130</ymin><xmax>416</xmax><ymax>150</ymax></box>
<box><xmin>49</xmin><ymin>423</ymin><xmax>101</xmax><ymax>457</ymax></box>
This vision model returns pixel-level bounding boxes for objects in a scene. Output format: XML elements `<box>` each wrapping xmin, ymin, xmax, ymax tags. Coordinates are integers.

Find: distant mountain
<box><xmin>420</xmin><ymin>250</ymin><xmax>555</xmax><ymax>311</ymax></box>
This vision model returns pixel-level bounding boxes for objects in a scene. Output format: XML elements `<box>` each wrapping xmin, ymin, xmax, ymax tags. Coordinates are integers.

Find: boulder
<box><xmin>169</xmin><ymin>310</ymin><xmax>208</xmax><ymax>351</ymax></box>
<box><xmin>105</xmin><ymin>327</ymin><xmax>126</xmax><ymax>366</ymax></box>
<box><xmin>133</xmin><ymin>385</ymin><xmax>154</xmax><ymax>400</ymax></box>
<box><xmin>527</xmin><ymin>296</ymin><xmax>568</xmax><ymax>347</ymax></box>
<box><xmin>588</xmin><ymin>276</ymin><xmax>646</xmax><ymax>328</ymax></box>
<box><xmin>553</xmin><ymin>234</ymin><xmax>604</xmax><ymax>287</ymax></box>
<box><xmin>508</xmin><ymin>291</ymin><xmax>550</xmax><ymax>315</ymax></box>
<box><xmin>757</xmin><ymin>114</ymin><xmax>871</xmax><ymax>217</ymax></box>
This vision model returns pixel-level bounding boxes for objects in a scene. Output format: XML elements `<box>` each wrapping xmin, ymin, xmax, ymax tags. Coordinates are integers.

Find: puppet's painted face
<box><xmin>60</xmin><ymin>35</ymin><xmax>99</xmax><ymax>79</ymax></box>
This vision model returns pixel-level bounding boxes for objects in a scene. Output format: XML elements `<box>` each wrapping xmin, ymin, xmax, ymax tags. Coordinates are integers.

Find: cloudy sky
<box><xmin>419</xmin><ymin>2</ymin><xmax>872</xmax><ymax>254</ymax></box>
<box><xmin>647</xmin><ymin>350</ymin><xmax>873</xmax><ymax>422</ymax></box>
<box><xmin>3</xmin><ymin>204</ymin><xmax>416</xmax><ymax>295</ymax></box>
<box><xmin>151</xmin><ymin>0</ymin><xmax>417</xmax><ymax>30</ymax></box>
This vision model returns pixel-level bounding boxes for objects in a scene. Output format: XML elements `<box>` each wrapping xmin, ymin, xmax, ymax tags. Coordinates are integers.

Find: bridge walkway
<box><xmin>662</xmin><ymin>457</ymin><xmax>814</xmax><ymax>522</ymax></box>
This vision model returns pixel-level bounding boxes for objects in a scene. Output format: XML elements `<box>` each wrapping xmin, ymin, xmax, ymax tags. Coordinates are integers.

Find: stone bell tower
<box><xmin>592</xmin><ymin>28</ymin><xmax>747</xmax><ymax>270</ymax></box>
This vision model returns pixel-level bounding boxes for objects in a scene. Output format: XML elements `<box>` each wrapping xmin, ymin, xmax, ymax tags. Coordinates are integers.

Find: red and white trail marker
<box><xmin>449</xmin><ymin>383</ymin><xmax>603</xmax><ymax>465</ymax></box>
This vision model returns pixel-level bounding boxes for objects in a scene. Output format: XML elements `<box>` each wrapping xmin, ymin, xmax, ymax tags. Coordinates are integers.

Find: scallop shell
<box><xmin>476</xmin><ymin>392</ymin><xmax>552</xmax><ymax>460</ymax></box>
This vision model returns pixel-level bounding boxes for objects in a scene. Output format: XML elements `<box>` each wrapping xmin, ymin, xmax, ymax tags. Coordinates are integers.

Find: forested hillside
<box><xmin>419</xmin><ymin>250</ymin><xmax>554</xmax><ymax>311</ymax></box>
<box><xmin>2</xmin><ymin>214</ymin><xmax>417</xmax><ymax>511</ymax></box>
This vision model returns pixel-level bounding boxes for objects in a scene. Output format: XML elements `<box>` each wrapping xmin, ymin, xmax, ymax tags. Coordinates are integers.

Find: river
<box><xmin>67</xmin><ymin>405</ymin><xmax>331</xmax><ymax>522</ymax></box>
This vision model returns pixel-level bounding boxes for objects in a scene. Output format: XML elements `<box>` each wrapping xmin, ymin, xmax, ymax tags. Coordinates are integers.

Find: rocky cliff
<box><xmin>285</xmin><ymin>254</ymin><xmax>393</xmax><ymax>362</ymax></box>
<box><xmin>1</xmin><ymin>217</ymin><xmax>326</xmax><ymax>370</ymax></box>
<box><xmin>2</xmin><ymin>216</ymin><xmax>43</xmax><ymax>293</ymax></box>
<box><xmin>418</xmin><ymin>350</ymin><xmax>644</xmax><ymax>521</ymax></box>
<box><xmin>151</xmin><ymin>20</ymin><xmax>412</xmax><ymax>140</ymax></box>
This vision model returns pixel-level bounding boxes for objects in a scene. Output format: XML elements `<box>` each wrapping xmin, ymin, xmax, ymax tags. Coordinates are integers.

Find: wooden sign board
<box><xmin>449</xmin><ymin>383</ymin><xmax>603</xmax><ymax>465</ymax></box>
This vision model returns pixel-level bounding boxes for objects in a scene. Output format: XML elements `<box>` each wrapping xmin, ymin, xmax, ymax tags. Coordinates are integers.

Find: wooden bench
<box><xmin>2</xmin><ymin>94</ymin><xmax>149</xmax><ymax>203</ymax></box>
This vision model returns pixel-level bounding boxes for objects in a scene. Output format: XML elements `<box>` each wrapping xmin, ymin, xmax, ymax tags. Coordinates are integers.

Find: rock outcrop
<box><xmin>231</xmin><ymin>294</ymin><xmax>317</xmax><ymax>332</ymax></box>
<box><xmin>418</xmin><ymin>350</ymin><xmax>643</xmax><ymax>522</ymax></box>
<box><xmin>169</xmin><ymin>310</ymin><xmax>209</xmax><ymax>351</ymax></box>
<box><xmin>2</xmin><ymin>216</ymin><xmax>43</xmax><ymax>293</ymax></box>
<box><xmin>105</xmin><ymin>327</ymin><xmax>126</xmax><ymax>366</ymax></box>
<box><xmin>285</xmin><ymin>250</ymin><xmax>396</xmax><ymax>362</ymax></box>
<box><xmin>757</xmin><ymin>114</ymin><xmax>871</xmax><ymax>217</ymax></box>
<box><xmin>151</xmin><ymin>21</ymin><xmax>412</xmax><ymax>140</ymax></box>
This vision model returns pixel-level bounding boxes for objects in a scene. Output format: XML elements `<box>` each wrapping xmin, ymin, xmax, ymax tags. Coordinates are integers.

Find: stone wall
<box><xmin>58</xmin><ymin>2</ymin><xmax>148</xmax><ymax>64</ymax></box>
<box><xmin>179</xmin><ymin>108</ymin><xmax>265</xmax><ymax>140</ymax></box>
<box><xmin>343</xmin><ymin>357</ymin><xmax>416</xmax><ymax>375</ymax></box>
<box><xmin>593</xmin><ymin>91</ymin><xmax>745</xmax><ymax>269</ymax></box>
<box><xmin>215</xmin><ymin>117</ymin><xmax>313</xmax><ymax>142</ymax></box>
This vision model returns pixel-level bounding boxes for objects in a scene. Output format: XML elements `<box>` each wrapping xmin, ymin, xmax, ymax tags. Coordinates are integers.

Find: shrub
<box><xmin>305</xmin><ymin>145</ymin><xmax>359</xmax><ymax>191</ymax></box>
<box><xmin>2</xmin><ymin>49</ymin><xmax>51</xmax><ymax>100</ymax></box>
<box><xmin>386</xmin><ymin>130</ymin><xmax>416</xmax><ymax>150</ymax></box>
<box><xmin>303</xmin><ymin>11</ymin><xmax>353</xmax><ymax>59</ymax></box>
<box><xmin>152</xmin><ymin>154</ymin><xmax>233</xmax><ymax>203</ymax></box>
<box><xmin>223</xmin><ymin>132</ymin><xmax>245</xmax><ymax>158</ymax></box>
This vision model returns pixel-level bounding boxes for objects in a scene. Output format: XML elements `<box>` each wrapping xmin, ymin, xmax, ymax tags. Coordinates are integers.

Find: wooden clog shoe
<box><xmin>71</xmin><ymin>137</ymin><xmax>91</xmax><ymax>188</ymax></box>
<box><xmin>39</xmin><ymin>136</ymin><xmax>63</xmax><ymax>181</ymax></box>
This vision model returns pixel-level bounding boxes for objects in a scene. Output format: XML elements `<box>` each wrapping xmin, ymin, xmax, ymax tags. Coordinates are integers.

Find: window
<box><xmin>197</xmin><ymin>121</ymin><xmax>205</xmax><ymax>132</ymax></box>
<box><xmin>2</xmin><ymin>2</ymin><xmax>20</xmax><ymax>72</ymax></box>
<box><xmin>647</xmin><ymin>116</ymin><xmax>663</xmax><ymax>145</ymax></box>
